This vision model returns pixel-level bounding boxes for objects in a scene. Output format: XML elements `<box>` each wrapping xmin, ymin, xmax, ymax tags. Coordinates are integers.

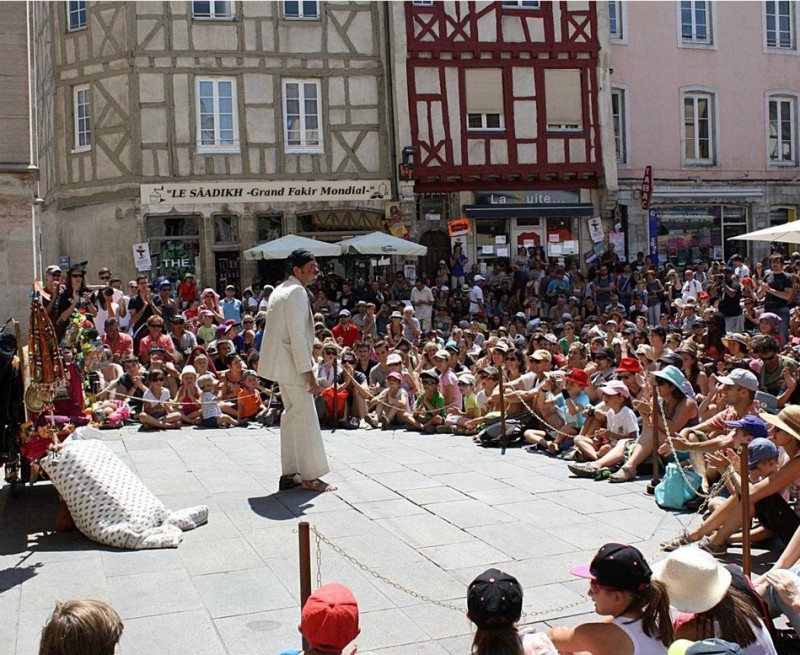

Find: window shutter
<box><xmin>544</xmin><ymin>69</ymin><xmax>583</xmax><ymax>126</ymax></box>
<box><xmin>465</xmin><ymin>69</ymin><xmax>504</xmax><ymax>114</ymax></box>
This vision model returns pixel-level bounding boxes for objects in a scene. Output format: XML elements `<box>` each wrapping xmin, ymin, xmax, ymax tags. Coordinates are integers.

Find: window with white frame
<box><xmin>765</xmin><ymin>0</ymin><xmax>796</xmax><ymax>49</ymax></box>
<box><xmin>465</xmin><ymin>69</ymin><xmax>505</xmax><ymax>132</ymax></box>
<box><xmin>768</xmin><ymin>95</ymin><xmax>797</xmax><ymax>165</ymax></box>
<box><xmin>501</xmin><ymin>0</ymin><xmax>540</xmax><ymax>8</ymax></box>
<box><xmin>66</xmin><ymin>0</ymin><xmax>86</xmax><ymax>31</ymax></box>
<box><xmin>283</xmin><ymin>80</ymin><xmax>322</xmax><ymax>152</ymax></box>
<box><xmin>680</xmin><ymin>0</ymin><xmax>712</xmax><ymax>45</ymax></box>
<box><xmin>73</xmin><ymin>85</ymin><xmax>91</xmax><ymax>151</ymax></box>
<box><xmin>611</xmin><ymin>87</ymin><xmax>628</xmax><ymax>164</ymax></box>
<box><xmin>192</xmin><ymin>0</ymin><xmax>234</xmax><ymax>20</ymax></box>
<box><xmin>411</xmin><ymin>0</ymin><xmax>434</xmax><ymax>5</ymax></box>
<box><xmin>609</xmin><ymin>1</ymin><xmax>624</xmax><ymax>40</ymax></box>
<box><xmin>682</xmin><ymin>91</ymin><xmax>716</xmax><ymax>164</ymax></box>
<box><xmin>283</xmin><ymin>0</ymin><xmax>319</xmax><ymax>19</ymax></box>
<box><xmin>196</xmin><ymin>78</ymin><xmax>239</xmax><ymax>153</ymax></box>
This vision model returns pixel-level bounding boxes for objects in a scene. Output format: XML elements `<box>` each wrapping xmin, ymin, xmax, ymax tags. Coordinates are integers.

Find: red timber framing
<box><xmin>405</xmin><ymin>1</ymin><xmax>604</xmax><ymax>193</ymax></box>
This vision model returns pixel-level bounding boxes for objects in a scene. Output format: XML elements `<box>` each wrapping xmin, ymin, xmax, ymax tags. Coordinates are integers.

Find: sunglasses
<box><xmin>589</xmin><ymin>580</ymin><xmax>617</xmax><ymax>594</ymax></box>
<box><xmin>323</xmin><ymin>349</ymin><xmax>337</xmax><ymax>355</ymax></box>
<box><xmin>616</xmin><ymin>374</ymin><xmax>632</xmax><ymax>380</ymax></box>
<box><xmin>71</xmin><ymin>273</ymin><xmax>84</xmax><ymax>278</ymax></box>
<box><xmin>150</xmin><ymin>376</ymin><xmax>165</xmax><ymax>382</ymax></box>
<box><xmin>100</xmin><ymin>275</ymin><xmax>111</xmax><ymax>280</ymax></box>
<box><xmin>422</xmin><ymin>380</ymin><xmax>437</xmax><ymax>385</ymax></box>
<box><xmin>149</xmin><ymin>324</ymin><xmax>164</xmax><ymax>329</ymax></box>
<box><xmin>243</xmin><ymin>320</ymin><xmax>254</xmax><ymax>324</ymax></box>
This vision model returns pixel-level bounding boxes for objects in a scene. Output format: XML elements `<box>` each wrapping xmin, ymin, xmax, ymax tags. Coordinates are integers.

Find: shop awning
<box><xmin>463</xmin><ymin>204</ymin><xmax>595</xmax><ymax>219</ymax></box>
<box><xmin>243</xmin><ymin>234</ymin><xmax>342</xmax><ymax>261</ymax></box>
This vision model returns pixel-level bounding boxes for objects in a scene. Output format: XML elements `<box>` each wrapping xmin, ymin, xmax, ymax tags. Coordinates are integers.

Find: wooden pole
<box><xmin>647</xmin><ymin>378</ymin><xmax>661</xmax><ymax>495</ymax></box>
<box><xmin>740</xmin><ymin>447</ymin><xmax>752</xmax><ymax>577</ymax></box>
<box><xmin>299</xmin><ymin>521</ymin><xmax>311</xmax><ymax>652</ymax></box>
<box><xmin>499</xmin><ymin>362</ymin><xmax>507</xmax><ymax>456</ymax></box>
<box><xmin>331</xmin><ymin>357</ymin><xmax>338</xmax><ymax>429</ymax></box>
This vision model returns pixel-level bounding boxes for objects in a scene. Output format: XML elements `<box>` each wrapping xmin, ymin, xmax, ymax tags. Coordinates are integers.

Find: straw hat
<box><xmin>761</xmin><ymin>405</ymin><xmax>800</xmax><ymax>442</ymax></box>
<box><xmin>635</xmin><ymin>344</ymin><xmax>655</xmax><ymax>361</ymax></box>
<box><xmin>721</xmin><ymin>333</ymin><xmax>749</xmax><ymax>351</ymax></box>
<box><xmin>651</xmin><ymin>547</ymin><xmax>731</xmax><ymax>613</ymax></box>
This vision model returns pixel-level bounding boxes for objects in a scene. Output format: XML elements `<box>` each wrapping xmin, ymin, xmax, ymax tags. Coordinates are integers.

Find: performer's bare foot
<box><xmin>55</xmin><ymin>501</ymin><xmax>76</xmax><ymax>532</ymax></box>
<box><xmin>301</xmin><ymin>478</ymin><xmax>337</xmax><ymax>492</ymax></box>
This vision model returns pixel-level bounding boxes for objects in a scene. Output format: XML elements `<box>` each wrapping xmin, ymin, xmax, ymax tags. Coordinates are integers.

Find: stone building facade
<box><xmin>609</xmin><ymin>0</ymin><xmax>800</xmax><ymax>265</ymax></box>
<box><xmin>32</xmin><ymin>1</ymin><xmax>397</xmax><ymax>289</ymax></box>
<box><xmin>1</xmin><ymin>2</ymin><xmax>36</xmax><ymax>327</ymax></box>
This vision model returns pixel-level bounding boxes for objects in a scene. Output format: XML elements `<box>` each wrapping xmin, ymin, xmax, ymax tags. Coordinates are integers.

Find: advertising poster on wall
<box><xmin>385</xmin><ymin>202</ymin><xmax>410</xmax><ymax>239</ymax></box>
<box><xmin>608</xmin><ymin>232</ymin><xmax>626</xmax><ymax>261</ymax></box>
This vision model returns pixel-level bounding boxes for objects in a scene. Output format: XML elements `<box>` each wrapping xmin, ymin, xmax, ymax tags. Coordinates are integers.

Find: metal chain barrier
<box><xmin>310</xmin><ymin>525</ymin><xmax>589</xmax><ymax>622</ymax></box>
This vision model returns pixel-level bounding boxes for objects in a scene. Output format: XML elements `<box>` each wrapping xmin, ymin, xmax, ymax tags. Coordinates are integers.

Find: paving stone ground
<box><xmin>0</xmin><ymin>425</ymin><xmax>773</xmax><ymax>654</ymax></box>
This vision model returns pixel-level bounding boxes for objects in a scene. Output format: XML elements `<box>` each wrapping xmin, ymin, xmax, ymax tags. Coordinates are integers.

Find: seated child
<box><xmin>441</xmin><ymin>373</ymin><xmax>483</xmax><ymax>434</ymax></box>
<box><xmin>523</xmin><ymin>368</ymin><xmax>589</xmax><ymax>453</ymax></box>
<box><xmin>237</xmin><ymin>369</ymin><xmax>269</xmax><ymax>423</ymax></box>
<box><xmin>401</xmin><ymin>369</ymin><xmax>445</xmax><ymax>433</ymax></box>
<box><xmin>365</xmin><ymin>371</ymin><xmax>408</xmax><ymax>428</ymax></box>
<box><xmin>176</xmin><ymin>364</ymin><xmax>202</xmax><ymax>425</ymax></box>
<box><xmin>39</xmin><ymin>599</ymin><xmax>123</xmax><ymax>655</ymax></box>
<box><xmin>280</xmin><ymin>583</ymin><xmax>360</xmax><ymax>655</ymax></box>
<box><xmin>197</xmin><ymin>373</ymin><xmax>237</xmax><ymax>428</ymax></box>
<box><xmin>138</xmin><ymin>369</ymin><xmax>183</xmax><ymax>430</ymax></box>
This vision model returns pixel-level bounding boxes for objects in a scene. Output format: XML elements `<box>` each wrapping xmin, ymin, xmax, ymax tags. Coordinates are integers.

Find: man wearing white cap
<box><xmin>468</xmin><ymin>275</ymin><xmax>485</xmax><ymax>317</ymax></box>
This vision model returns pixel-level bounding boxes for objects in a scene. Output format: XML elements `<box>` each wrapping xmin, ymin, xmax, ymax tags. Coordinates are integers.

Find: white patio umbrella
<box><xmin>243</xmin><ymin>234</ymin><xmax>342</xmax><ymax>261</ymax></box>
<box><xmin>336</xmin><ymin>231</ymin><xmax>428</xmax><ymax>256</ymax></box>
<box><xmin>729</xmin><ymin>222</ymin><xmax>800</xmax><ymax>245</ymax></box>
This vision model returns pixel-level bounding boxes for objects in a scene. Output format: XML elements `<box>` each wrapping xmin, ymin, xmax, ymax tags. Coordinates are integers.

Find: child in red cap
<box><xmin>281</xmin><ymin>583</ymin><xmax>359</xmax><ymax>655</ymax></box>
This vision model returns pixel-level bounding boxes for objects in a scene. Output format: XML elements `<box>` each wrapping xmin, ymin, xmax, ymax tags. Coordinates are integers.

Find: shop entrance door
<box><xmin>215</xmin><ymin>252</ymin><xmax>241</xmax><ymax>293</ymax></box>
<box><xmin>419</xmin><ymin>229</ymin><xmax>450</xmax><ymax>280</ymax></box>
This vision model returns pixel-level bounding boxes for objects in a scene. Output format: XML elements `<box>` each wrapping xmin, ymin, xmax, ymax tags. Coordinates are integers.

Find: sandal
<box><xmin>608</xmin><ymin>466</ymin><xmax>636</xmax><ymax>483</ymax></box>
<box><xmin>660</xmin><ymin>532</ymin><xmax>695</xmax><ymax>552</ymax></box>
<box><xmin>301</xmin><ymin>478</ymin><xmax>338</xmax><ymax>493</ymax></box>
<box><xmin>568</xmin><ymin>462</ymin><xmax>597</xmax><ymax>478</ymax></box>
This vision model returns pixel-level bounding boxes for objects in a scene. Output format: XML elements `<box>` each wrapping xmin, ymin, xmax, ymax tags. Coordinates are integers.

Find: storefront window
<box><xmin>213</xmin><ymin>215</ymin><xmax>239</xmax><ymax>244</ymax></box>
<box><xmin>545</xmin><ymin>217</ymin><xmax>579</xmax><ymax>258</ymax></box>
<box><xmin>417</xmin><ymin>193</ymin><xmax>451</xmax><ymax>222</ymax></box>
<box><xmin>655</xmin><ymin>205</ymin><xmax>748</xmax><ymax>266</ymax></box>
<box><xmin>146</xmin><ymin>215</ymin><xmax>200</xmax><ymax>283</ymax></box>
<box><xmin>475</xmin><ymin>219</ymin><xmax>509</xmax><ymax>264</ymax></box>
<box><xmin>215</xmin><ymin>252</ymin><xmax>241</xmax><ymax>292</ymax></box>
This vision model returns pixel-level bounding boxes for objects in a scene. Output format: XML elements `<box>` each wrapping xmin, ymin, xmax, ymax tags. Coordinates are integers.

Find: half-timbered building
<box><xmin>393</xmin><ymin>0</ymin><xmax>617</xmax><ymax>272</ymax></box>
<box><xmin>31</xmin><ymin>1</ymin><xmax>396</xmax><ymax>287</ymax></box>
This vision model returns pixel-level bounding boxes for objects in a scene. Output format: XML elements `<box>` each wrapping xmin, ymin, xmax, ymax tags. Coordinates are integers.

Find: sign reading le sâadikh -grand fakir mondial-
<box><xmin>140</xmin><ymin>180</ymin><xmax>392</xmax><ymax>206</ymax></box>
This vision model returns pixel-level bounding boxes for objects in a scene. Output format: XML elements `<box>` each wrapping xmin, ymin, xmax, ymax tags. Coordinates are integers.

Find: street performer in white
<box><xmin>258</xmin><ymin>249</ymin><xmax>336</xmax><ymax>493</ymax></box>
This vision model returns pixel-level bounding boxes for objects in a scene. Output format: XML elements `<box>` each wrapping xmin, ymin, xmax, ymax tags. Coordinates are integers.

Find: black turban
<box><xmin>287</xmin><ymin>249</ymin><xmax>316</xmax><ymax>270</ymax></box>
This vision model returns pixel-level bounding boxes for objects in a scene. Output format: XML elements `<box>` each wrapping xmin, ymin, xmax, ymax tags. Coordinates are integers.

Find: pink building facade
<box><xmin>609</xmin><ymin>0</ymin><xmax>800</xmax><ymax>265</ymax></box>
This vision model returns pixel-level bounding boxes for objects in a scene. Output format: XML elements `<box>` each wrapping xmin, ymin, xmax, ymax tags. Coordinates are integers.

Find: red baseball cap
<box><xmin>564</xmin><ymin>368</ymin><xmax>589</xmax><ymax>387</ymax></box>
<box><xmin>616</xmin><ymin>357</ymin><xmax>642</xmax><ymax>374</ymax></box>
<box><xmin>301</xmin><ymin>583</ymin><xmax>360</xmax><ymax>653</ymax></box>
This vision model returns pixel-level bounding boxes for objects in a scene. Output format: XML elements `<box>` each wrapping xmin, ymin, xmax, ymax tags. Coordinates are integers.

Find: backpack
<box><xmin>654</xmin><ymin>462</ymin><xmax>702</xmax><ymax>510</ymax></box>
<box><xmin>477</xmin><ymin>416</ymin><xmax>522</xmax><ymax>447</ymax></box>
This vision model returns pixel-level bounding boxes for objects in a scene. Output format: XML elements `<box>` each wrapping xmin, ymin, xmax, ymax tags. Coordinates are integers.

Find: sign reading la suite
<box><xmin>140</xmin><ymin>180</ymin><xmax>392</xmax><ymax>206</ymax></box>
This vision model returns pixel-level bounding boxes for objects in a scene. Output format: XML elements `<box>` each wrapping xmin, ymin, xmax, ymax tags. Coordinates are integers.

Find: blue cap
<box><xmin>747</xmin><ymin>437</ymin><xmax>779</xmax><ymax>469</ymax></box>
<box><xmin>723</xmin><ymin>414</ymin><xmax>769</xmax><ymax>440</ymax></box>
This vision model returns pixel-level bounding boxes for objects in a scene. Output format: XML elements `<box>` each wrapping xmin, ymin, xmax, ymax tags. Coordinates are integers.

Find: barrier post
<box><xmin>647</xmin><ymin>379</ymin><xmax>661</xmax><ymax>495</ymax></box>
<box><xmin>498</xmin><ymin>363</ymin><xmax>507</xmax><ymax>455</ymax></box>
<box><xmin>299</xmin><ymin>521</ymin><xmax>312</xmax><ymax>651</ymax></box>
<box><xmin>740</xmin><ymin>448</ymin><xmax>752</xmax><ymax>577</ymax></box>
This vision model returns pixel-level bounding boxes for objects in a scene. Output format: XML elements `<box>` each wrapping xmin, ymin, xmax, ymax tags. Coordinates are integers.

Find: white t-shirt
<box><xmin>606</xmin><ymin>405</ymin><xmax>639</xmax><ymax>439</ymax></box>
<box><xmin>468</xmin><ymin>285</ymin><xmax>484</xmax><ymax>314</ymax></box>
<box><xmin>681</xmin><ymin>279</ymin><xmax>702</xmax><ymax>300</ymax></box>
<box><xmin>142</xmin><ymin>387</ymin><xmax>170</xmax><ymax>412</ymax></box>
<box><xmin>410</xmin><ymin>285</ymin><xmax>435</xmax><ymax>321</ymax></box>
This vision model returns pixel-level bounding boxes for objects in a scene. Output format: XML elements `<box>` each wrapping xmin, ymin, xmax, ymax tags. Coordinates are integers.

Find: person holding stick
<box><xmin>258</xmin><ymin>249</ymin><xmax>336</xmax><ymax>493</ymax></box>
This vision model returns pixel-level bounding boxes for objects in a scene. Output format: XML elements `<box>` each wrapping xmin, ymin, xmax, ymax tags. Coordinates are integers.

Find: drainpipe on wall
<box><xmin>382</xmin><ymin>2</ymin><xmax>399</xmax><ymax>209</ymax></box>
<box><xmin>26</xmin><ymin>0</ymin><xmax>42</xmax><ymax>279</ymax></box>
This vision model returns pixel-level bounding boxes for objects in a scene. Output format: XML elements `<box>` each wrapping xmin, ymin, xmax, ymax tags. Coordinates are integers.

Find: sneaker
<box><xmin>568</xmin><ymin>462</ymin><xmax>597</xmax><ymax>478</ymax></box>
<box><xmin>364</xmin><ymin>414</ymin><xmax>379</xmax><ymax>429</ymax></box>
<box><xmin>660</xmin><ymin>532</ymin><xmax>695</xmax><ymax>552</ymax></box>
<box><xmin>435</xmin><ymin>425</ymin><xmax>450</xmax><ymax>434</ymax></box>
<box><xmin>697</xmin><ymin>536</ymin><xmax>727</xmax><ymax>556</ymax></box>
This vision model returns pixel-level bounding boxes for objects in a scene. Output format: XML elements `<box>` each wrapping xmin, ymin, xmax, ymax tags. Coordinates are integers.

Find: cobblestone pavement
<box><xmin>0</xmin><ymin>425</ymin><xmax>770</xmax><ymax>654</ymax></box>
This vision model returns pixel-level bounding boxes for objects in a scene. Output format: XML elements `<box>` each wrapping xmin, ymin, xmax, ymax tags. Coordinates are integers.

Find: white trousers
<box><xmin>279</xmin><ymin>380</ymin><xmax>330</xmax><ymax>481</ymax></box>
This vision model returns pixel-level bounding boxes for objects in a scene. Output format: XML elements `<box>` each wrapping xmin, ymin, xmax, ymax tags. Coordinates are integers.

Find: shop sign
<box><xmin>640</xmin><ymin>166</ymin><xmax>653</xmax><ymax>210</ymax></box>
<box><xmin>140</xmin><ymin>180</ymin><xmax>392</xmax><ymax>206</ymax></box>
<box><xmin>474</xmin><ymin>190</ymin><xmax>580</xmax><ymax>205</ymax></box>
<box><xmin>587</xmin><ymin>216</ymin><xmax>605</xmax><ymax>243</ymax></box>
<box><xmin>132</xmin><ymin>242</ymin><xmax>151</xmax><ymax>271</ymax></box>
<box><xmin>648</xmin><ymin>209</ymin><xmax>660</xmax><ymax>266</ymax></box>
<box><xmin>448</xmin><ymin>219</ymin><xmax>471</xmax><ymax>237</ymax></box>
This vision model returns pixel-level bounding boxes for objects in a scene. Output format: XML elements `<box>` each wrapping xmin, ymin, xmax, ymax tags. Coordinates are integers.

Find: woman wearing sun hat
<box><xmin>653</xmin><ymin>547</ymin><xmax>777</xmax><ymax>654</ymax></box>
<box><xmin>548</xmin><ymin>543</ymin><xmax>673</xmax><ymax>654</ymax></box>
<box><xmin>721</xmin><ymin>333</ymin><xmax>750</xmax><ymax>359</ymax></box>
